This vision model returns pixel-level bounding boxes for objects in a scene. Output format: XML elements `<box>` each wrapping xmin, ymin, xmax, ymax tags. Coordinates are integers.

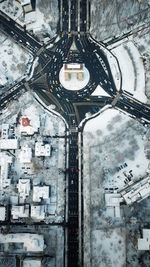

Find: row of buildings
<box><xmin>0</xmin><ymin>232</ymin><xmax>44</xmax><ymax>267</ymax></box>
<box><xmin>0</xmin><ymin>120</ymin><xmax>56</xmax><ymax>222</ymax></box>
<box><xmin>105</xmin><ymin>175</ymin><xmax>150</xmax><ymax>251</ymax></box>
<box><xmin>0</xmin><ymin>180</ymin><xmax>56</xmax><ymax>221</ymax></box>
<box><xmin>105</xmin><ymin>175</ymin><xmax>150</xmax><ymax>218</ymax></box>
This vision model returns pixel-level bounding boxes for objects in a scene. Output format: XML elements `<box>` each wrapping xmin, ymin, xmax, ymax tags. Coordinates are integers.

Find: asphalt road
<box><xmin>58</xmin><ymin>0</ymin><xmax>90</xmax><ymax>33</ymax></box>
<box><xmin>0</xmin><ymin>10</ymin><xmax>42</xmax><ymax>54</ymax></box>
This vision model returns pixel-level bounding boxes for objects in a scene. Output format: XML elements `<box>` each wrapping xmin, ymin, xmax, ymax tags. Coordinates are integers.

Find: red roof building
<box><xmin>21</xmin><ymin>117</ymin><xmax>30</xmax><ymax>127</ymax></box>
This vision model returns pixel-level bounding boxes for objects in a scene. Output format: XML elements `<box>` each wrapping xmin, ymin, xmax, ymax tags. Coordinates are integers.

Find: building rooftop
<box><xmin>21</xmin><ymin>117</ymin><xmax>30</xmax><ymax>127</ymax></box>
<box><xmin>0</xmin><ymin>207</ymin><xmax>6</xmax><ymax>221</ymax></box>
<box><xmin>19</xmin><ymin>115</ymin><xmax>40</xmax><ymax>136</ymax></box>
<box><xmin>120</xmin><ymin>176</ymin><xmax>150</xmax><ymax>205</ymax></box>
<box><xmin>11</xmin><ymin>205</ymin><xmax>29</xmax><ymax>220</ymax></box>
<box><xmin>19</xmin><ymin>0</ymin><xmax>31</xmax><ymax>5</ymax></box>
<box><xmin>138</xmin><ymin>229</ymin><xmax>150</xmax><ymax>250</ymax></box>
<box><xmin>17</xmin><ymin>179</ymin><xmax>30</xmax><ymax>202</ymax></box>
<box><xmin>35</xmin><ymin>142</ymin><xmax>51</xmax><ymax>157</ymax></box>
<box><xmin>0</xmin><ymin>139</ymin><xmax>18</xmax><ymax>150</ymax></box>
<box><xmin>0</xmin><ymin>153</ymin><xmax>12</xmax><ymax>189</ymax></box>
<box><xmin>33</xmin><ymin>185</ymin><xmax>50</xmax><ymax>202</ymax></box>
<box><xmin>0</xmin><ymin>233</ymin><xmax>44</xmax><ymax>252</ymax></box>
<box><xmin>19</xmin><ymin>145</ymin><xmax>32</xmax><ymax>163</ymax></box>
<box><xmin>1</xmin><ymin>123</ymin><xmax>16</xmax><ymax>140</ymax></box>
<box><xmin>31</xmin><ymin>205</ymin><xmax>47</xmax><ymax>220</ymax></box>
<box><xmin>33</xmin><ymin>186</ymin><xmax>50</xmax><ymax>203</ymax></box>
<box><xmin>23</xmin><ymin>258</ymin><xmax>41</xmax><ymax>267</ymax></box>
<box><xmin>105</xmin><ymin>193</ymin><xmax>123</xmax><ymax>218</ymax></box>
<box><xmin>1</xmin><ymin>124</ymin><xmax>9</xmax><ymax>139</ymax></box>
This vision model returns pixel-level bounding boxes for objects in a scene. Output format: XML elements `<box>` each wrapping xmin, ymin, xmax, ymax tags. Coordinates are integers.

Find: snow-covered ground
<box><xmin>91</xmin><ymin>85</ymin><xmax>110</xmax><ymax>97</ymax></box>
<box><xmin>133</xmin><ymin>29</ymin><xmax>150</xmax><ymax>103</ymax></box>
<box><xmin>0</xmin><ymin>32</ymin><xmax>32</xmax><ymax>86</ymax></box>
<box><xmin>91</xmin><ymin>228</ymin><xmax>126</xmax><ymax>267</ymax></box>
<box><xmin>90</xmin><ymin>0</ymin><xmax>150</xmax><ymax>42</ymax></box>
<box><xmin>0</xmin><ymin>0</ymin><xmax>23</xmax><ymax>20</ymax></box>
<box><xmin>83</xmin><ymin>108</ymin><xmax>149</xmax><ymax>194</ymax></box>
<box><xmin>112</xmin><ymin>41</ymin><xmax>147</xmax><ymax>103</ymax></box>
<box><xmin>106</xmin><ymin>51</ymin><xmax>121</xmax><ymax>92</ymax></box>
<box><xmin>59</xmin><ymin>64</ymin><xmax>90</xmax><ymax>91</ymax></box>
<box><xmin>83</xmin><ymin>108</ymin><xmax>149</xmax><ymax>267</ymax></box>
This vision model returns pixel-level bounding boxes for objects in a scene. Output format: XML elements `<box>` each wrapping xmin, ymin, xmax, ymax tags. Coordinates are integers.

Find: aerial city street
<box><xmin>0</xmin><ymin>0</ymin><xmax>150</xmax><ymax>267</ymax></box>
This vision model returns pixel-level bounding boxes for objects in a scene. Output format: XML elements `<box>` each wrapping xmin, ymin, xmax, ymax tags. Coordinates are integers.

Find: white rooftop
<box><xmin>17</xmin><ymin>179</ymin><xmax>30</xmax><ymax>202</ymax></box>
<box><xmin>23</xmin><ymin>259</ymin><xmax>41</xmax><ymax>267</ymax></box>
<box><xmin>120</xmin><ymin>176</ymin><xmax>150</xmax><ymax>205</ymax></box>
<box><xmin>0</xmin><ymin>207</ymin><xmax>6</xmax><ymax>221</ymax></box>
<box><xmin>0</xmin><ymin>139</ymin><xmax>18</xmax><ymax>150</ymax></box>
<box><xmin>19</xmin><ymin>145</ymin><xmax>32</xmax><ymax>163</ymax></box>
<box><xmin>105</xmin><ymin>193</ymin><xmax>123</xmax><ymax>206</ymax></box>
<box><xmin>0</xmin><ymin>153</ymin><xmax>12</xmax><ymax>190</ymax></box>
<box><xmin>138</xmin><ymin>229</ymin><xmax>150</xmax><ymax>250</ymax></box>
<box><xmin>20</xmin><ymin>0</ymin><xmax>31</xmax><ymax>6</ymax></box>
<box><xmin>33</xmin><ymin>186</ymin><xmax>50</xmax><ymax>202</ymax></box>
<box><xmin>31</xmin><ymin>205</ymin><xmax>46</xmax><ymax>220</ymax></box>
<box><xmin>35</xmin><ymin>142</ymin><xmax>51</xmax><ymax>157</ymax></box>
<box><xmin>105</xmin><ymin>193</ymin><xmax>123</xmax><ymax>218</ymax></box>
<box><xmin>0</xmin><ymin>233</ymin><xmax>44</xmax><ymax>252</ymax></box>
<box><xmin>11</xmin><ymin>205</ymin><xmax>29</xmax><ymax>220</ymax></box>
<box><xmin>47</xmin><ymin>203</ymin><xmax>56</xmax><ymax>215</ymax></box>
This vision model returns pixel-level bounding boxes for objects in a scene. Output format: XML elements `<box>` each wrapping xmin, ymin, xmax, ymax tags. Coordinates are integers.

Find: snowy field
<box><xmin>112</xmin><ymin>41</ymin><xmax>147</xmax><ymax>103</ymax></box>
<box><xmin>133</xmin><ymin>30</ymin><xmax>150</xmax><ymax>103</ymax></box>
<box><xmin>83</xmin><ymin>108</ymin><xmax>149</xmax><ymax>267</ymax></box>
<box><xmin>91</xmin><ymin>85</ymin><xmax>110</xmax><ymax>97</ymax></box>
<box><xmin>0</xmin><ymin>32</ymin><xmax>32</xmax><ymax>86</ymax></box>
<box><xmin>91</xmin><ymin>228</ymin><xmax>126</xmax><ymax>267</ymax></box>
<box><xmin>90</xmin><ymin>0</ymin><xmax>150</xmax><ymax>41</ymax></box>
<box><xmin>0</xmin><ymin>0</ymin><xmax>23</xmax><ymax>19</ymax></box>
<box><xmin>59</xmin><ymin>65</ymin><xmax>90</xmax><ymax>91</ymax></box>
<box><xmin>83</xmin><ymin>109</ymin><xmax>149</xmax><ymax>188</ymax></box>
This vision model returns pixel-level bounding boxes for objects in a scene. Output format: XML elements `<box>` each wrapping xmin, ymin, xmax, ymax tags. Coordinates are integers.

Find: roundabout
<box><xmin>44</xmin><ymin>34</ymin><xmax>122</xmax><ymax>102</ymax></box>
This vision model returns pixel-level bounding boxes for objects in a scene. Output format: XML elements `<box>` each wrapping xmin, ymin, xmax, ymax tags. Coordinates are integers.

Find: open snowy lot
<box><xmin>91</xmin><ymin>228</ymin><xmax>126</xmax><ymax>267</ymax></box>
<box><xmin>0</xmin><ymin>0</ymin><xmax>23</xmax><ymax>19</ymax></box>
<box><xmin>0</xmin><ymin>32</ymin><xmax>32</xmax><ymax>86</ymax></box>
<box><xmin>83</xmin><ymin>108</ymin><xmax>150</xmax><ymax>267</ymax></box>
<box><xmin>90</xmin><ymin>0</ymin><xmax>150</xmax><ymax>41</ymax></box>
<box><xmin>112</xmin><ymin>41</ymin><xmax>147</xmax><ymax>103</ymax></box>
